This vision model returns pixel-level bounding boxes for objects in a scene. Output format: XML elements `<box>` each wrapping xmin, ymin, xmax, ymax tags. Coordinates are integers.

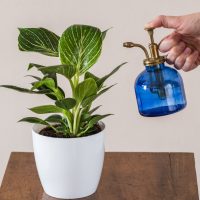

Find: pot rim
<box><xmin>32</xmin><ymin>121</ymin><xmax>105</xmax><ymax>140</ymax></box>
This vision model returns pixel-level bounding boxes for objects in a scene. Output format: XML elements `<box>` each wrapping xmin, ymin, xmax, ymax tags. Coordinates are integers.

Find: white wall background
<box><xmin>0</xmin><ymin>0</ymin><xmax>200</xmax><ymax>191</ymax></box>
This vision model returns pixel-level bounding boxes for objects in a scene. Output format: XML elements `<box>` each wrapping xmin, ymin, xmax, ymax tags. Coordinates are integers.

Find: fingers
<box><xmin>160</xmin><ymin>37</ymin><xmax>199</xmax><ymax>71</ymax></box>
<box><xmin>166</xmin><ymin>45</ymin><xmax>199</xmax><ymax>71</ymax></box>
<box><xmin>166</xmin><ymin>42</ymin><xmax>186</xmax><ymax>64</ymax></box>
<box><xmin>182</xmin><ymin>50</ymin><xmax>199</xmax><ymax>71</ymax></box>
<box><xmin>158</xmin><ymin>32</ymin><xmax>200</xmax><ymax>71</ymax></box>
<box><xmin>174</xmin><ymin>47</ymin><xmax>192</xmax><ymax>69</ymax></box>
<box><xmin>159</xmin><ymin>32</ymin><xmax>181</xmax><ymax>52</ymax></box>
<box><xmin>145</xmin><ymin>15</ymin><xmax>181</xmax><ymax>29</ymax></box>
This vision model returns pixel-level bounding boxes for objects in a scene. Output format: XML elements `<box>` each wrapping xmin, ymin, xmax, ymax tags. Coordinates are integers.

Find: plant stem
<box><xmin>73</xmin><ymin>103</ymin><xmax>81</xmax><ymax>135</ymax></box>
<box><xmin>69</xmin><ymin>79</ymin><xmax>75</xmax><ymax>97</ymax></box>
<box><xmin>49</xmin><ymin>124</ymin><xmax>59</xmax><ymax>133</ymax></box>
<box><xmin>73</xmin><ymin>73</ymin><xmax>79</xmax><ymax>88</ymax></box>
<box><xmin>63</xmin><ymin>111</ymin><xmax>73</xmax><ymax>133</ymax></box>
<box><xmin>71</xmin><ymin>68</ymin><xmax>81</xmax><ymax>135</ymax></box>
<box><xmin>77</xmin><ymin>126</ymin><xmax>90</xmax><ymax>137</ymax></box>
<box><xmin>71</xmin><ymin>59</ymin><xmax>82</xmax><ymax>136</ymax></box>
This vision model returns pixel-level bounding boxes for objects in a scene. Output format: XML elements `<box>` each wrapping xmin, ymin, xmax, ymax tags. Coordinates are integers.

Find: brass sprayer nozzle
<box><xmin>123</xmin><ymin>42</ymin><xmax>149</xmax><ymax>59</ymax></box>
<box><xmin>123</xmin><ymin>28</ymin><xmax>166</xmax><ymax>66</ymax></box>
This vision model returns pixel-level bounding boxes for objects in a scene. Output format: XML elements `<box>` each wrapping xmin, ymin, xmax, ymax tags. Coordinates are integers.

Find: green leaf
<box><xmin>56</xmin><ymin>87</ymin><xmax>65</xmax><ymax>99</ymax></box>
<box><xmin>31</xmin><ymin>78</ymin><xmax>55</xmax><ymax>91</ymax></box>
<box><xmin>81</xmin><ymin>113</ymin><xmax>91</xmax><ymax>122</ymax></box>
<box><xmin>31</xmin><ymin>77</ymin><xmax>65</xmax><ymax>100</ymax></box>
<box><xmin>32</xmin><ymin>81</ymin><xmax>63</xmax><ymax>101</ymax></box>
<box><xmin>18</xmin><ymin>28</ymin><xmax>60</xmax><ymax>57</ymax></box>
<box><xmin>45</xmin><ymin>115</ymin><xmax>63</xmax><ymax>123</ymax></box>
<box><xmin>29</xmin><ymin>105</ymin><xmax>63</xmax><ymax>114</ymax></box>
<box><xmin>18</xmin><ymin>117</ymin><xmax>48</xmax><ymax>125</ymax></box>
<box><xmin>75</xmin><ymin>78</ymin><xmax>97</xmax><ymax>102</ymax></box>
<box><xmin>38</xmin><ymin>65</ymin><xmax>76</xmax><ymax>79</ymax></box>
<box><xmin>59</xmin><ymin>25</ymin><xmax>102</xmax><ymax>74</ymax></box>
<box><xmin>88</xmin><ymin>114</ymin><xmax>112</xmax><ymax>128</ymax></box>
<box><xmin>55</xmin><ymin>126</ymin><xmax>69</xmax><ymax>134</ymax></box>
<box><xmin>89</xmin><ymin>105</ymin><xmax>102</xmax><ymax>115</ymax></box>
<box><xmin>81</xmin><ymin>105</ymin><xmax>102</xmax><ymax>122</ymax></box>
<box><xmin>98</xmin><ymin>84</ymin><xmax>116</xmax><ymax>95</ymax></box>
<box><xmin>84</xmin><ymin>72</ymin><xmax>100</xmax><ymax>82</ymax></box>
<box><xmin>55</xmin><ymin>98</ymin><xmax>76</xmax><ymax>110</ymax></box>
<box><xmin>30</xmin><ymin>79</ymin><xmax>65</xmax><ymax>100</ymax></box>
<box><xmin>102</xmin><ymin>28</ymin><xmax>111</xmax><ymax>40</ymax></box>
<box><xmin>25</xmin><ymin>75</ymin><xmax>41</xmax><ymax>81</ymax></box>
<box><xmin>28</xmin><ymin>63</ymin><xmax>45</xmax><ymax>70</ymax></box>
<box><xmin>78</xmin><ymin>114</ymin><xmax>112</xmax><ymax>136</ymax></box>
<box><xmin>84</xmin><ymin>71</ymin><xmax>101</xmax><ymax>91</ymax></box>
<box><xmin>28</xmin><ymin>63</ymin><xmax>57</xmax><ymax>79</ymax></box>
<box><xmin>82</xmin><ymin>84</ymin><xmax>116</xmax><ymax>107</ymax></box>
<box><xmin>97</xmin><ymin>62</ymin><xmax>127</xmax><ymax>88</ymax></box>
<box><xmin>0</xmin><ymin>85</ymin><xmax>51</xmax><ymax>94</ymax></box>
<box><xmin>84</xmin><ymin>62</ymin><xmax>126</xmax><ymax>90</ymax></box>
<box><xmin>44</xmin><ymin>93</ymin><xmax>58</xmax><ymax>100</ymax></box>
<box><xmin>28</xmin><ymin>63</ymin><xmax>58</xmax><ymax>87</ymax></box>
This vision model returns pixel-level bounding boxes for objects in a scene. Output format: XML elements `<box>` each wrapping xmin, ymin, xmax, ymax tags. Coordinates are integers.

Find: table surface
<box><xmin>0</xmin><ymin>152</ymin><xmax>199</xmax><ymax>200</ymax></box>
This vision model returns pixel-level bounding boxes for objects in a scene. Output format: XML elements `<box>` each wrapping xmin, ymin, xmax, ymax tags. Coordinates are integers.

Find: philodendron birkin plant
<box><xmin>1</xmin><ymin>25</ymin><xmax>126</xmax><ymax>199</ymax></box>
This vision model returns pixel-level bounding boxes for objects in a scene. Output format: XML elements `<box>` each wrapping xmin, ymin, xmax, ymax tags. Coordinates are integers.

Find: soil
<box><xmin>39</xmin><ymin>124</ymin><xmax>102</xmax><ymax>138</ymax></box>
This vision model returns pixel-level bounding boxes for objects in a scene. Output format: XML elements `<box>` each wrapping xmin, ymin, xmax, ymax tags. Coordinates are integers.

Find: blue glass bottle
<box><xmin>124</xmin><ymin>28</ymin><xmax>187</xmax><ymax>117</ymax></box>
<box><xmin>135</xmin><ymin>63</ymin><xmax>186</xmax><ymax>116</ymax></box>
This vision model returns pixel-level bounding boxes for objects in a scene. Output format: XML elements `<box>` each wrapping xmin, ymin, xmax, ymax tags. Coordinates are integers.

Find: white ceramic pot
<box><xmin>32</xmin><ymin>122</ymin><xmax>105</xmax><ymax>199</ymax></box>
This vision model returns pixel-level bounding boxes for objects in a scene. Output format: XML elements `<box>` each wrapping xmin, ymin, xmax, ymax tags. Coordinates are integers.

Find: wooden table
<box><xmin>0</xmin><ymin>152</ymin><xmax>199</xmax><ymax>200</ymax></box>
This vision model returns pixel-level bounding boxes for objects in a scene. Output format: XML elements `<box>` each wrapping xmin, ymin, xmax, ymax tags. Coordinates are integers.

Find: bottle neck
<box><xmin>145</xmin><ymin>62</ymin><xmax>165</xmax><ymax>72</ymax></box>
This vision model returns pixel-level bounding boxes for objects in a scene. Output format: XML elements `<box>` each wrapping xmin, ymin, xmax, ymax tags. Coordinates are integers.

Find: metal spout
<box><xmin>123</xmin><ymin>42</ymin><xmax>149</xmax><ymax>59</ymax></box>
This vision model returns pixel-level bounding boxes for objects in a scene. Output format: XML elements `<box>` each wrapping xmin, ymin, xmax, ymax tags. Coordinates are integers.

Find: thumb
<box><xmin>145</xmin><ymin>15</ymin><xmax>181</xmax><ymax>29</ymax></box>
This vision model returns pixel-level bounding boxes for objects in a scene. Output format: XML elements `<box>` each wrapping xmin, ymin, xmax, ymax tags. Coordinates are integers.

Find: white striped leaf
<box><xmin>102</xmin><ymin>28</ymin><xmax>111</xmax><ymax>40</ymax></box>
<box><xmin>18</xmin><ymin>28</ymin><xmax>60</xmax><ymax>57</ymax></box>
<box><xmin>59</xmin><ymin>25</ymin><xmax>102</xmax><ymax>74</ymax></box>
<box><xmin>38</xmin><ymin>65</ymin><xmax>76</xmax><ymax>79</ymax></box>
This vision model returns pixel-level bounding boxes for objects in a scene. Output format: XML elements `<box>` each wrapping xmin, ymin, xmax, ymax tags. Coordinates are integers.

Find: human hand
<box><xmin>145</xmin><ymin>13</ymin><xmax>200</xmax><ymax>71</ymax></box>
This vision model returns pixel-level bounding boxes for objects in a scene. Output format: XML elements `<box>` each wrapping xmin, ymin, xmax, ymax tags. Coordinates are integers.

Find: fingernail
<box><xmin>182</xmin><ymin>65</ymin><xmax>190</xmax><ymax>71</ymax></box>
<box><xmin>144</xmin><ymin>21</ymin><xmax>153</xmax><ymax>28</ymax></box>
<box><xmin>184</xmin><ymin>47</ymin><xmax>192</xmax><ymax>55</ymax></box>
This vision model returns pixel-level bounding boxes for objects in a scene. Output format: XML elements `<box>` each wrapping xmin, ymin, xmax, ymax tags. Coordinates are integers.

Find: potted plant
<box><xmin>1</xmin><ymin>25</ymin><xmax>126</xmax><ymax>199</ymax></box>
